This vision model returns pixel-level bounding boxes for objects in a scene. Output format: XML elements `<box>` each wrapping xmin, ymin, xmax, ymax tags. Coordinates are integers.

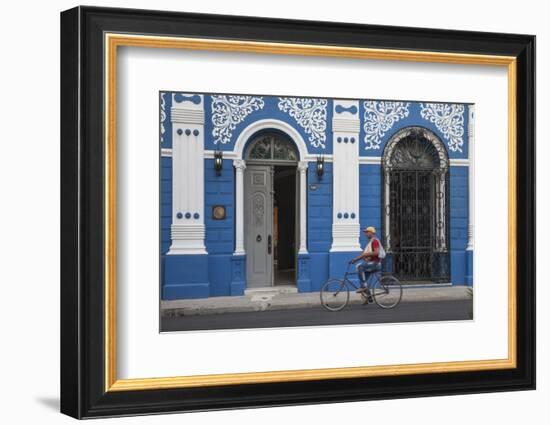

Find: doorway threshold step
<box><xmin>244</xmin><ymin>285</ymin><xmax>298</xmax><ymax>296</ymax></box>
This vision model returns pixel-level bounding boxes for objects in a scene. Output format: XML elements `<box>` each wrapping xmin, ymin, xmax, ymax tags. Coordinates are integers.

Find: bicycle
<box><xmin>320</xmin><ymin>262</ymin><xmax>403</xmax><ymax>311</ymax></box>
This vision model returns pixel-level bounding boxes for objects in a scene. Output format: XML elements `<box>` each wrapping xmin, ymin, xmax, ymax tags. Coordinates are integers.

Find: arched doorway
<box><xmin>382</xmin><ymin>127</ymin><xmax>450</xmax><ymax>283</ymax></box>
<box><xmin>243</xmin><ymin>131</ymin><xmax>300</xmax><ymax>288</ymax></box>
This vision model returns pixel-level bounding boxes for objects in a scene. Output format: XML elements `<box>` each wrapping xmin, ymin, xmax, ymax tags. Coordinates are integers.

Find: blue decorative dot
<box><xmin>185</xmin><ymin>129</ymin><xmax>191</xmax><ymax>136</ymax></box>
<box><xmin>185</xmin><ymin>212</ymin><xmax>191</xmax><ymax>219</ymax></box>
<box><xmin>351</xmin><ymin>213</ymin><xmax>356</xmax><ymax>219</ymax></box>
<box><xmin>350</xmin><ymin>137</ymin><xmax>355</xmax><ymax>143</ymax></box>
<box><xmin>177</xmin><ymin>129</ymin><xmax>183</xmax><ymax>135</ymax></box>
<box><xmin>193</xmin><ymin>213</ymin><xmax>199</xmax><ymax>219</ymax></box>
<box><xmin>176</xmin><ymin>212</ymin><xmax>183</xmax><ymax>219</ymax></box>
<box><xmin>193</xmin><ymin>129</ymin><xmax>199</xmax><ymax>137</ymax></box>
<box><xmin>344</xmin><ymin>213</ymin><xmax>349</xmax><ymax>219</ymax></box>
<box><xmin>344</xmin><ymin>137</ymin><xmax>349</xmax><ymax>143</ymax></box>
<box><xmin>337</xmin><ymin>213</ymin><xmax>342</xmax><ymax>219</ymax></box>
<box><xmin>337</xmin><ymin>137</ymin><xmax>342</xmax><ymax>143</ymax></box>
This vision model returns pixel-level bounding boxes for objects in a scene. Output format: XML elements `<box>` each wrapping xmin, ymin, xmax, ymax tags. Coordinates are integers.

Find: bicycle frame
<box><xmin>320</xmin><ymin>261</ymin><xmax>402</xmax><ymax>311</ymax></box>
<box><xmin>342</xmin><ymin>262</ymin><xmax>382</xmax><ymax>292</ymax></box>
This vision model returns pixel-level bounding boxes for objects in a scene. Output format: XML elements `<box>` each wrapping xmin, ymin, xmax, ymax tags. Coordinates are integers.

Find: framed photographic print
<box><xmin>60</xmin><ymin>5</ymin><xmax>535</xmax><ymax>419</ymax></box>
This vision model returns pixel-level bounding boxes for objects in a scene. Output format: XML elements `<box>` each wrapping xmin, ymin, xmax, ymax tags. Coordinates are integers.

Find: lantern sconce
<box><xmin>214</xmin><ymin>150</ymin><xmax>223</xmax><ymax>176</ymax></box>
<box><xmin>316</xmin><ymin>155</ymin><xmax>325</xmax><ymax>179</ymax></box>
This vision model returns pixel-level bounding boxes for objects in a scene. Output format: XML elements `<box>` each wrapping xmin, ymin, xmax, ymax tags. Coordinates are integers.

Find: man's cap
<box><xmin>363</xmin><ymin>226</ymin><xmax>376</xmax><ymax>233</ymax></box>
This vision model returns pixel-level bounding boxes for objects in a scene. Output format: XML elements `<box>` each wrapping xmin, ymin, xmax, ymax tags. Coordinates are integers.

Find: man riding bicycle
<box><xmin>349</xmin><ymin>226</ymin><xmax>382</xmax><ymax>301</ymax></box>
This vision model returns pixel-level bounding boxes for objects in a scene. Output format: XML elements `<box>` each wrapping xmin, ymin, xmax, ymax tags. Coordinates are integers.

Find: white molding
<box><xmin>204</xmin><ymin>150</ymin><xmax>237</xmax><ymax>159</ymax></box>
<box><xmin>358</xmin><ymin>156</ymin><xmax>381</xmax><ymax>165</ymax></box>
<box><xmin>298</xmin><ymin>161</ymin><xmax>309</xmax><ymax>254</ymax></box>
<box><xmin>330</xmin><ymin>223</ymin><xmax>361</xmax><ymax>252</ymax></box>
<box><xmin>357</xmin><ymin>157</ymin><xmax>470</xmax><ymax>166</ymax></box>
<box><xmin>170</xmin><ymin>108</ymin><xmax>204</xmax><ymax>124</ymax></box>
<box><xmin>332</xmin><ymin>118</ymin><xmax>360</xmax><ymax>133</ymax></box>
<box><xmin>330</xmin><ymin>100</ymin><xmax>361</xmax><ymax>252</ymax></box>
<box><xmin>305</xmin><ymin>153</ymin><xmax>332</xmax><ymax>161</ymax></box>
<box><xmin>466</xmin><ymin>105</ymin><xmax>475</xmax><ymax>251</ymax></box>
<box><xmin>233</xmin><ymin>159</ymin><xmax>247</xmax><ymax>256</ymax></box>
<box><xmin>167</xmin><ymin>224</ymin><xmax>207</xmax><ymax>255</ymax></box>
<box><xmin>204</xmin><ymin>149</ymin><xmax>333</xmax><ymax>162</ymax></box>
<box><xmin>450</xmin><ymin>158</ymin><xmax>470</xmax><ymax>167</ymax></box>
<box><xmin>354</xmin><ymin>157</ymin><xmax>469</xmax><ymax>166</ymax></box>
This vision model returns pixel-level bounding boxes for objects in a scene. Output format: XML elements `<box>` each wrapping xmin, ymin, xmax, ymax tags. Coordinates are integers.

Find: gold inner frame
<box><xmin>104</xmin><ymin>33</ymin><xmax>517</xmax><ymax>392</ymax></box>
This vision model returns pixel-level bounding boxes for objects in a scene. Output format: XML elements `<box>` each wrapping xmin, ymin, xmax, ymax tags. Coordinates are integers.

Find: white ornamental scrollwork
<box><xmin>278</xmin><ymin>97</ymin><xmax>328</xmax><ymax>149</ymax></box>
<box><xmin>160</xmin><ymin>92</ymin><xmax>166</xmax><ymax>144</ymax></box>
<box><xmin>420</xmin><ymin>103</ymin><xmax>465</xmax><ymax>152</ymax></box>
<box><xmin>363</xmin><ymin>101</ymin><xmax>410</xmax><ymax>150</ymax></box>
<box><xmin>211</xmin><ymin>95</ymin><xmax>265</xmax><ymax>144</ymax></box>
<box><xmin>253</xmin><ymin>194</ymin><xmax>265</xmax><ymax>226</ymax></box>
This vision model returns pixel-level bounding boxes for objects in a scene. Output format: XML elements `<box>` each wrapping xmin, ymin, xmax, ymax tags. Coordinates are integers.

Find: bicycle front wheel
<box><xmin>372</xmin><ymin>275</ymin><xmax>403</xmax><ymax>309</ymax></box>
<box><xmin>320</xmin><ymin>279</ymin><xmax>350</xmax><ymax>312</ymax></box>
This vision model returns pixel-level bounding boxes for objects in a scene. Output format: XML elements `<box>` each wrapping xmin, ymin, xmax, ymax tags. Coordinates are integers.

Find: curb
<box><xmin>161</xmin><ymin>287</ymin><xmax>472</xmax><ymax>317</ymax></box>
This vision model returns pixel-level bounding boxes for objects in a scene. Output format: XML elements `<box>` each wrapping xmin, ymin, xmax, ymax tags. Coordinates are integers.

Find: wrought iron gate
<box><xmin>382</xmin><ymin>127</ymin><xmax>450</xmax><ymax>283</ymax></box>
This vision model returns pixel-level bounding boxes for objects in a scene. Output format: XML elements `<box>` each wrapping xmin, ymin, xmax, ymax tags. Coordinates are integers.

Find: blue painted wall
<box><xmin>160</xmin><ymin>92</ymin><xmax>173</xmax><ymax>149</ymax></box>
<box><xmin>160</xmin><ymin>156</ymin><xmax>172</xmax><ymax>298</ymax></box>
<box><xmin>449</xmin><ymin>166</ymin><xmax>469</xmax><ymax>285</ymax></box>
<box><xmin>163</xmin><ymin>254</ymin><xmax>210</xmax><ymax>299</ymax></box>
<box><xmin>307</xmin><ymin>161</ymin><xmax>333</xmax><ymax>291</ymax></box>
<box><xmin>204</xmin><ymin>158</ymin><xmax>236</xmax><ymax>296</ymax></box>
<box><xmin>359</xmin><ymin>164</ymin><xmax>382</xmax><ymax>247</ymax></box>
<box><xmin>160</xmin><ymin>156</ymin><xmax>172</xmax><ymax>256</ymax></box>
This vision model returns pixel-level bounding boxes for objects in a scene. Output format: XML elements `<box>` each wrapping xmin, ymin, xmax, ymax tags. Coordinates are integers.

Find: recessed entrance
<box><xmin>273</xmin><ymin>166</ymin><xmax>296</xmax><ymax>285</ymax></box>
<box><xmin>243</xmin><ymin>132</ymin><xmax>299</xmax><ymax>288</ymax></box>
<box><xmin>382</xmin><ymin>127</ymin><xmax>450</xmax><ymax>283</ymax></box>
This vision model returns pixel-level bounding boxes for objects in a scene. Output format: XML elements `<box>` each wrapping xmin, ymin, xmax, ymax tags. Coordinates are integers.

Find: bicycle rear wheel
<box><xmin>320</xmin><ymin>279</ymin><xmax>349</xmax><ymax>311</ymax></box>
<box><xmin>372</xmin><ymin>275</ymin><xmax>403</xmax><ymax>309</ymax></box>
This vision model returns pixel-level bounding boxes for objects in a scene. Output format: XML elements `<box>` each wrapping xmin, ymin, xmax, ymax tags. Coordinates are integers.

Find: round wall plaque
<box><xmin>212</xmin><ymin>205</ymin><xmax>226</xmax><ymax>220</ymax></box>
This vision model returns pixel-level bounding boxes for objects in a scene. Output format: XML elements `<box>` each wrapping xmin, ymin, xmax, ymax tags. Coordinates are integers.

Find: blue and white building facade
<box><xmin>160</xmin><ymin>92</ymin><xmax>475</xmax><ymax>300</ymax></box>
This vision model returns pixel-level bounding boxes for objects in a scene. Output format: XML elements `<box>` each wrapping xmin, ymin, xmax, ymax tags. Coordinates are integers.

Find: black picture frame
<box><xmin>60</xmin><ymin>5</ymin><xmax>535</xmax><ymax>419</ymax></box>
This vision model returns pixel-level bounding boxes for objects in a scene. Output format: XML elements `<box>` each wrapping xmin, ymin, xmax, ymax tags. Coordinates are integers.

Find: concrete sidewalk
<box><xmin>161</xmin><ymin>285</ymin><xmax>473</xmax><ymax>317</ymax></box>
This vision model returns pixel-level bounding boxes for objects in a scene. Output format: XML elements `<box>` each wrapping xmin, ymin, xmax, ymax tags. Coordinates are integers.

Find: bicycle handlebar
<box><xmin>344</xmin><ymin>261</ymin><xmax>355</xmax><ymax>277</ymax></box>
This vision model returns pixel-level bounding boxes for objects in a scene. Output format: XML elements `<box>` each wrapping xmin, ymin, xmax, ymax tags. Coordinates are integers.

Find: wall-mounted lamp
<box><xmin>214</xmin><ymin>150</ymin><xmax>223</xmax><ymax>176</ymax></box>
<box><xmin>316</xmin><ymin>155</ymin><xmax>325</xmax><ymax>179</ymax></box>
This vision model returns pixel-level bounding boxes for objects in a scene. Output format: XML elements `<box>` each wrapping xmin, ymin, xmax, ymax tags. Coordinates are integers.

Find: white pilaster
<box><xmin>298</xmin><ymin>161</ymin><xmax>309</xmax><ymax>254</ymax></box>
<box><xmin>233</xmin><ymin>159</ymin><xmax>246</xmax><ymax>255</ymax></box>
<box><xmin>167</xmin><ymin>93</ymin><xmax>207</xmax><ymax>255</ymax></box>
<box><xmin>330</xmin><ymin>100</ymin><xmax>361</xmax><ymax>252</ymax></box>
<box><xmin>466</xmin><ymin>105</ymin><xmax>475</xmax><ymax>251</ymax></box>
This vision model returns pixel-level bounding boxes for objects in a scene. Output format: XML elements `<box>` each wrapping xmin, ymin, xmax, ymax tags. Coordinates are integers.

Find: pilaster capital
<box><xmin>298</xmin><ymin>161</ymin><xmax>309</xmax><ymax>172</ymax></box>
<box><xmin>171</xmin><ymin>93</ymin><xmax>205</xmax><ymax>124</ymax></box>
<box><xmin>332</xmin><ymin>99</ymin><xmax>360</xmax><ymax>133</ymax></box>
<box><xmin>233</xmin><ymin>159</ymin><xmax>247</xmax><ymax>171</ymax></box>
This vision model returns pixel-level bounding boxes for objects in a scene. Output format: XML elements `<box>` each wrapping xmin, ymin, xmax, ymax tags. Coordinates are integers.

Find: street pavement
<box><xmin>161</xmin><ymin>298</ymin><xmax>473</xmax><ymax>332</ymax></box>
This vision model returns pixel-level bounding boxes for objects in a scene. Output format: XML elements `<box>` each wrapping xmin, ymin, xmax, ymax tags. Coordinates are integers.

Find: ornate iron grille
<box><xmin>382</xmin><ymin>127</ymin><xmax>450</xmax><ymax>283</ymax></box>
<box><xmin>246</xmin><ymin>132</ymin><xmax>298</xmax><ymax>162</ymax></box>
